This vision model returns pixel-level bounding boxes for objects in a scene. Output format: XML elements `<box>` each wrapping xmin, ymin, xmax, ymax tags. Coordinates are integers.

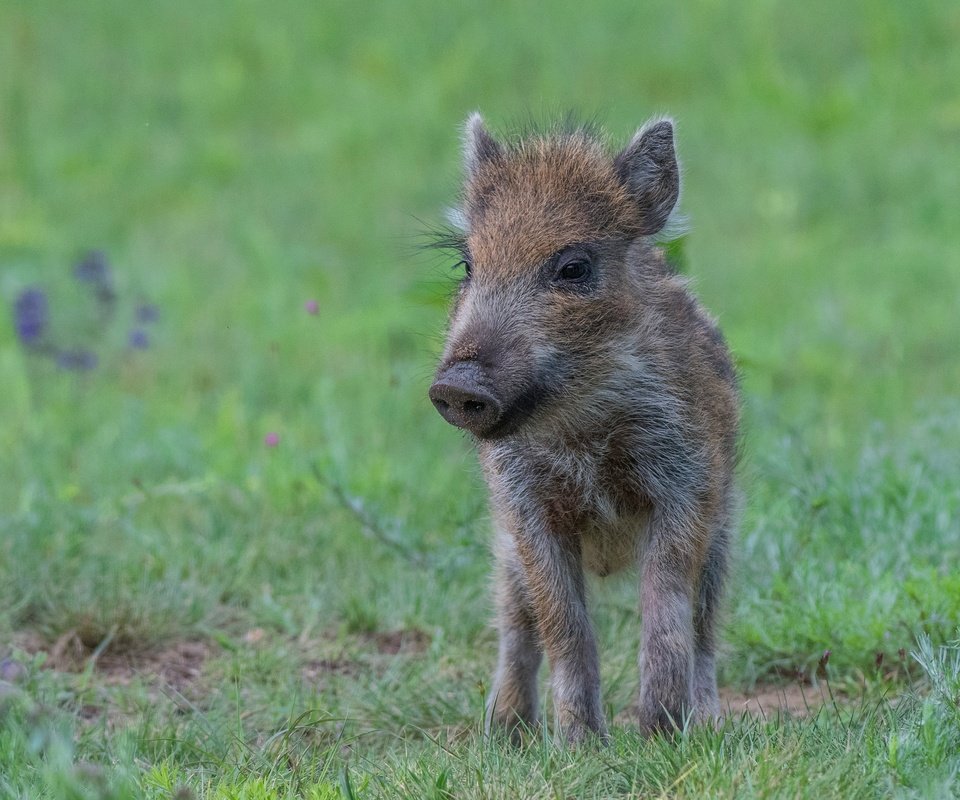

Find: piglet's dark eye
<box><xmin>455</xmin><ymin>260</ymin><xmax>472</xmax><ymax>279</ymax></box>
<box><xmin>558</xmin><ymin>260</ymin><xmax>590</xmax><ymax>282</ymax></box>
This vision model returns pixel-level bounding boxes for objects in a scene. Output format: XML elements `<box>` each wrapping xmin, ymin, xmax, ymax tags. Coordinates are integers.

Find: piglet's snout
<box><xmin>429</xmin><ymin>361</ymin><xmax>503</xmax><ymax>437</ymax></box>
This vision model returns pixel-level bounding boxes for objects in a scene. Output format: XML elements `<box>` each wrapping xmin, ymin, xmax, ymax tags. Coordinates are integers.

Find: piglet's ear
<box><xmin>614</xmin><ymin>118</ymin><xmax>680</xmax><ymax>235</ymax></box>
<box><xmin>463</xmin><ymin>112</ymin><xmax>503</xmax><ymax>177</ymax></box>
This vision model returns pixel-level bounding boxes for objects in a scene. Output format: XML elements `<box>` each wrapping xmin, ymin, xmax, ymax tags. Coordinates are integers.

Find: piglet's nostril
<box><xmin>463</xmin><ymin>400</ymin><xmax>486</xmax><ymax>414</ymax></box>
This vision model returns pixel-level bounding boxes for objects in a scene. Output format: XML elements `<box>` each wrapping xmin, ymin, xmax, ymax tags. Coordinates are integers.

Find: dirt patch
<box><xmin>720</xmin><ymin>681</ymin><xmax>832</xmax><ymax>718</ymax></box>
<box><xmin>9</xmin><ymin>630</ymin><xmax>214</xmax><ymax>694</ymax></box>
<box><xmin>365</xmin><ymin>628</ymin><xmax>432</xmax><ymax>655</ymax></box>
<box><xmin>95</xmin><ymin>640</ymin><xmax>211</xmax><ymax>693</ymax></box>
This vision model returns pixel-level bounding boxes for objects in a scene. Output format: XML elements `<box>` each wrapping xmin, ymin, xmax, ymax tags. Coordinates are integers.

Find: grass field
<box><xmin>1</xmin><ymin>1</ymin><xmax>959</xmax><ymax>797</ymax></box>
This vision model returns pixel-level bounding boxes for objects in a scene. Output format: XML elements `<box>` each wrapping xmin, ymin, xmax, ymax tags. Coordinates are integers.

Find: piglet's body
<box><xmin>430</xmin><ymin>115</ymin><xmax>740</xmax><ymax>743</ymax></box>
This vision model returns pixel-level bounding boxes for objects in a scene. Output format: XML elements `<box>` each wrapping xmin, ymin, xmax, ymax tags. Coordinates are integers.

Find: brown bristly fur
<box><xmin>430</xmin><ymin>112</ymin><xmax>740</xmax><ymax>744</ymax></box>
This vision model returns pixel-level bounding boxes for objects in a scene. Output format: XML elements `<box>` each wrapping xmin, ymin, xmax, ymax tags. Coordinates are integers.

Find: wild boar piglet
<box><xmin>430</xmin><ymin>114</ymin><xmax>740</xmax><ymax>743</ymax></box>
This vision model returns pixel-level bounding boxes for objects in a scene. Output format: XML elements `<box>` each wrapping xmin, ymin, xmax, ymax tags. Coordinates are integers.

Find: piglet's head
<box><xmin>429</xmin><ymin>113</ymin><xmax>680</xmax><ymax>439</ymax></box>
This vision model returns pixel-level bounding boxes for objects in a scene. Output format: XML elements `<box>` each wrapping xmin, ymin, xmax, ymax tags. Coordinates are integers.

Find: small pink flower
<box><xmin>305</xmin><ymin>299</ymin><xmax>319</xmax><ymax>315</ymax></box>
<box><xmin>264</xmin><ymin>432</ymin><xmax>280</xmax><ymax>447</ymax></box>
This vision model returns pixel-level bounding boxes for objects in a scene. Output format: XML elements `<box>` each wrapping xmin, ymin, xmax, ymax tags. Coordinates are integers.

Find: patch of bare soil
<box><xmin>96</xmin><ymin>640</ymin><xmax>211</xmax><ymax>693</ymax></box>
<box><xmin>719</xmin><ymin>681</ymin><xmax>832</xmax><ymax>718</ymax></box>
<box><xmin>10</xmin><ymin>630</ymin><xmax>214</xmax><ymax>694</ymax></box>
<box><xmin>365</xmin><ymin>628</ymin><xmax>432</xmax><ymax>655</ymax></box>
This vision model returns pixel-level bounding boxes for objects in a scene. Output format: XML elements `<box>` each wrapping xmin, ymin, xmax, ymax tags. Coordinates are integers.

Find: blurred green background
<box><xmin>1</xmin><ymin>0</ymin><xmax>959</xmax><ymax>795</ymax></box>
<box><xmin>4</xmin><ymin>1</ymin><xmax>958</xmax><ymax>445</ymax></box>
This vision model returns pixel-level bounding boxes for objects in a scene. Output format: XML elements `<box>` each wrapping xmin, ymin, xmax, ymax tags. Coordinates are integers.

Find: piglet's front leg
<box><xmin>509</xmin><ymin>517</ymin><xmax>607</xmax><ymax>744</ymax></box>
<box><xmin>637</xmin><ymin>516</ymin><xmax>699</xmax><ymax>735</ymax></box>
<box><xmin>487</xmin><ymin>529</ymin><xmax>543</xmax><ymax>741</ymax></box>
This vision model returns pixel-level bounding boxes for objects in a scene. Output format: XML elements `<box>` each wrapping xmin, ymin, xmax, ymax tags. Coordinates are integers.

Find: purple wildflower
<box><xmin>0</xmin><ymin>658</ymin><xmax>26</xmax><ymax>683</ymax></box>
<box><xmin>135</xmin><ymin>303</ymin><xmax>160</xmax><ymax>323</ymax></box>
<box><xmin>75</xmin><ymin>250</ymin><xmax>117</xmax><ymax>316</ymax></box>
<box><xmin>56</xmin><ymin>349</ymin><xmax>99</xmax><ymax>372</ymax></box>
<box><xmin>14</xmin><ymin>288</ymin><xmax>48</xmax><ymax>347</ymax></box>
<box><xmin>305</xmin><ymin>299</ymin><xmax>319</xmax><ymax>315</ymax></box>
<box><xmin>264</xmin><ymin>432</ymin><xmax>280</xmax><ymax>447</ymax></box>
<box><xmin>128</xmin><ymin>328</ymin><xmax>150</xmax><ymax>349</ymax></box>
<box><xmin>74</xmin><ymin>251</ymin><xmax>112</xmax><ymax>286</ymax></box>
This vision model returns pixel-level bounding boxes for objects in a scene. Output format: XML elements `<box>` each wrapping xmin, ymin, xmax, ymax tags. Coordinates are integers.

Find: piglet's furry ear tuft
<box><xmin>614</xmin><ymin>118</ymin><xmax>681</xmax><ymax>236</ymax></box>
<box><xmin>463</xmin><ymin>112</ymin><xmax>503</xmax><ymax>177</ymax></box>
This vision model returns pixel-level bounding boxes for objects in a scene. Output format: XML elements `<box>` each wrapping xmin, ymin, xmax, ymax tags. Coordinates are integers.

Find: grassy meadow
<box><xmin>1</xmin><ymin>0</ymin><xmax>959</xmax><ymax>797</ymax></box>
